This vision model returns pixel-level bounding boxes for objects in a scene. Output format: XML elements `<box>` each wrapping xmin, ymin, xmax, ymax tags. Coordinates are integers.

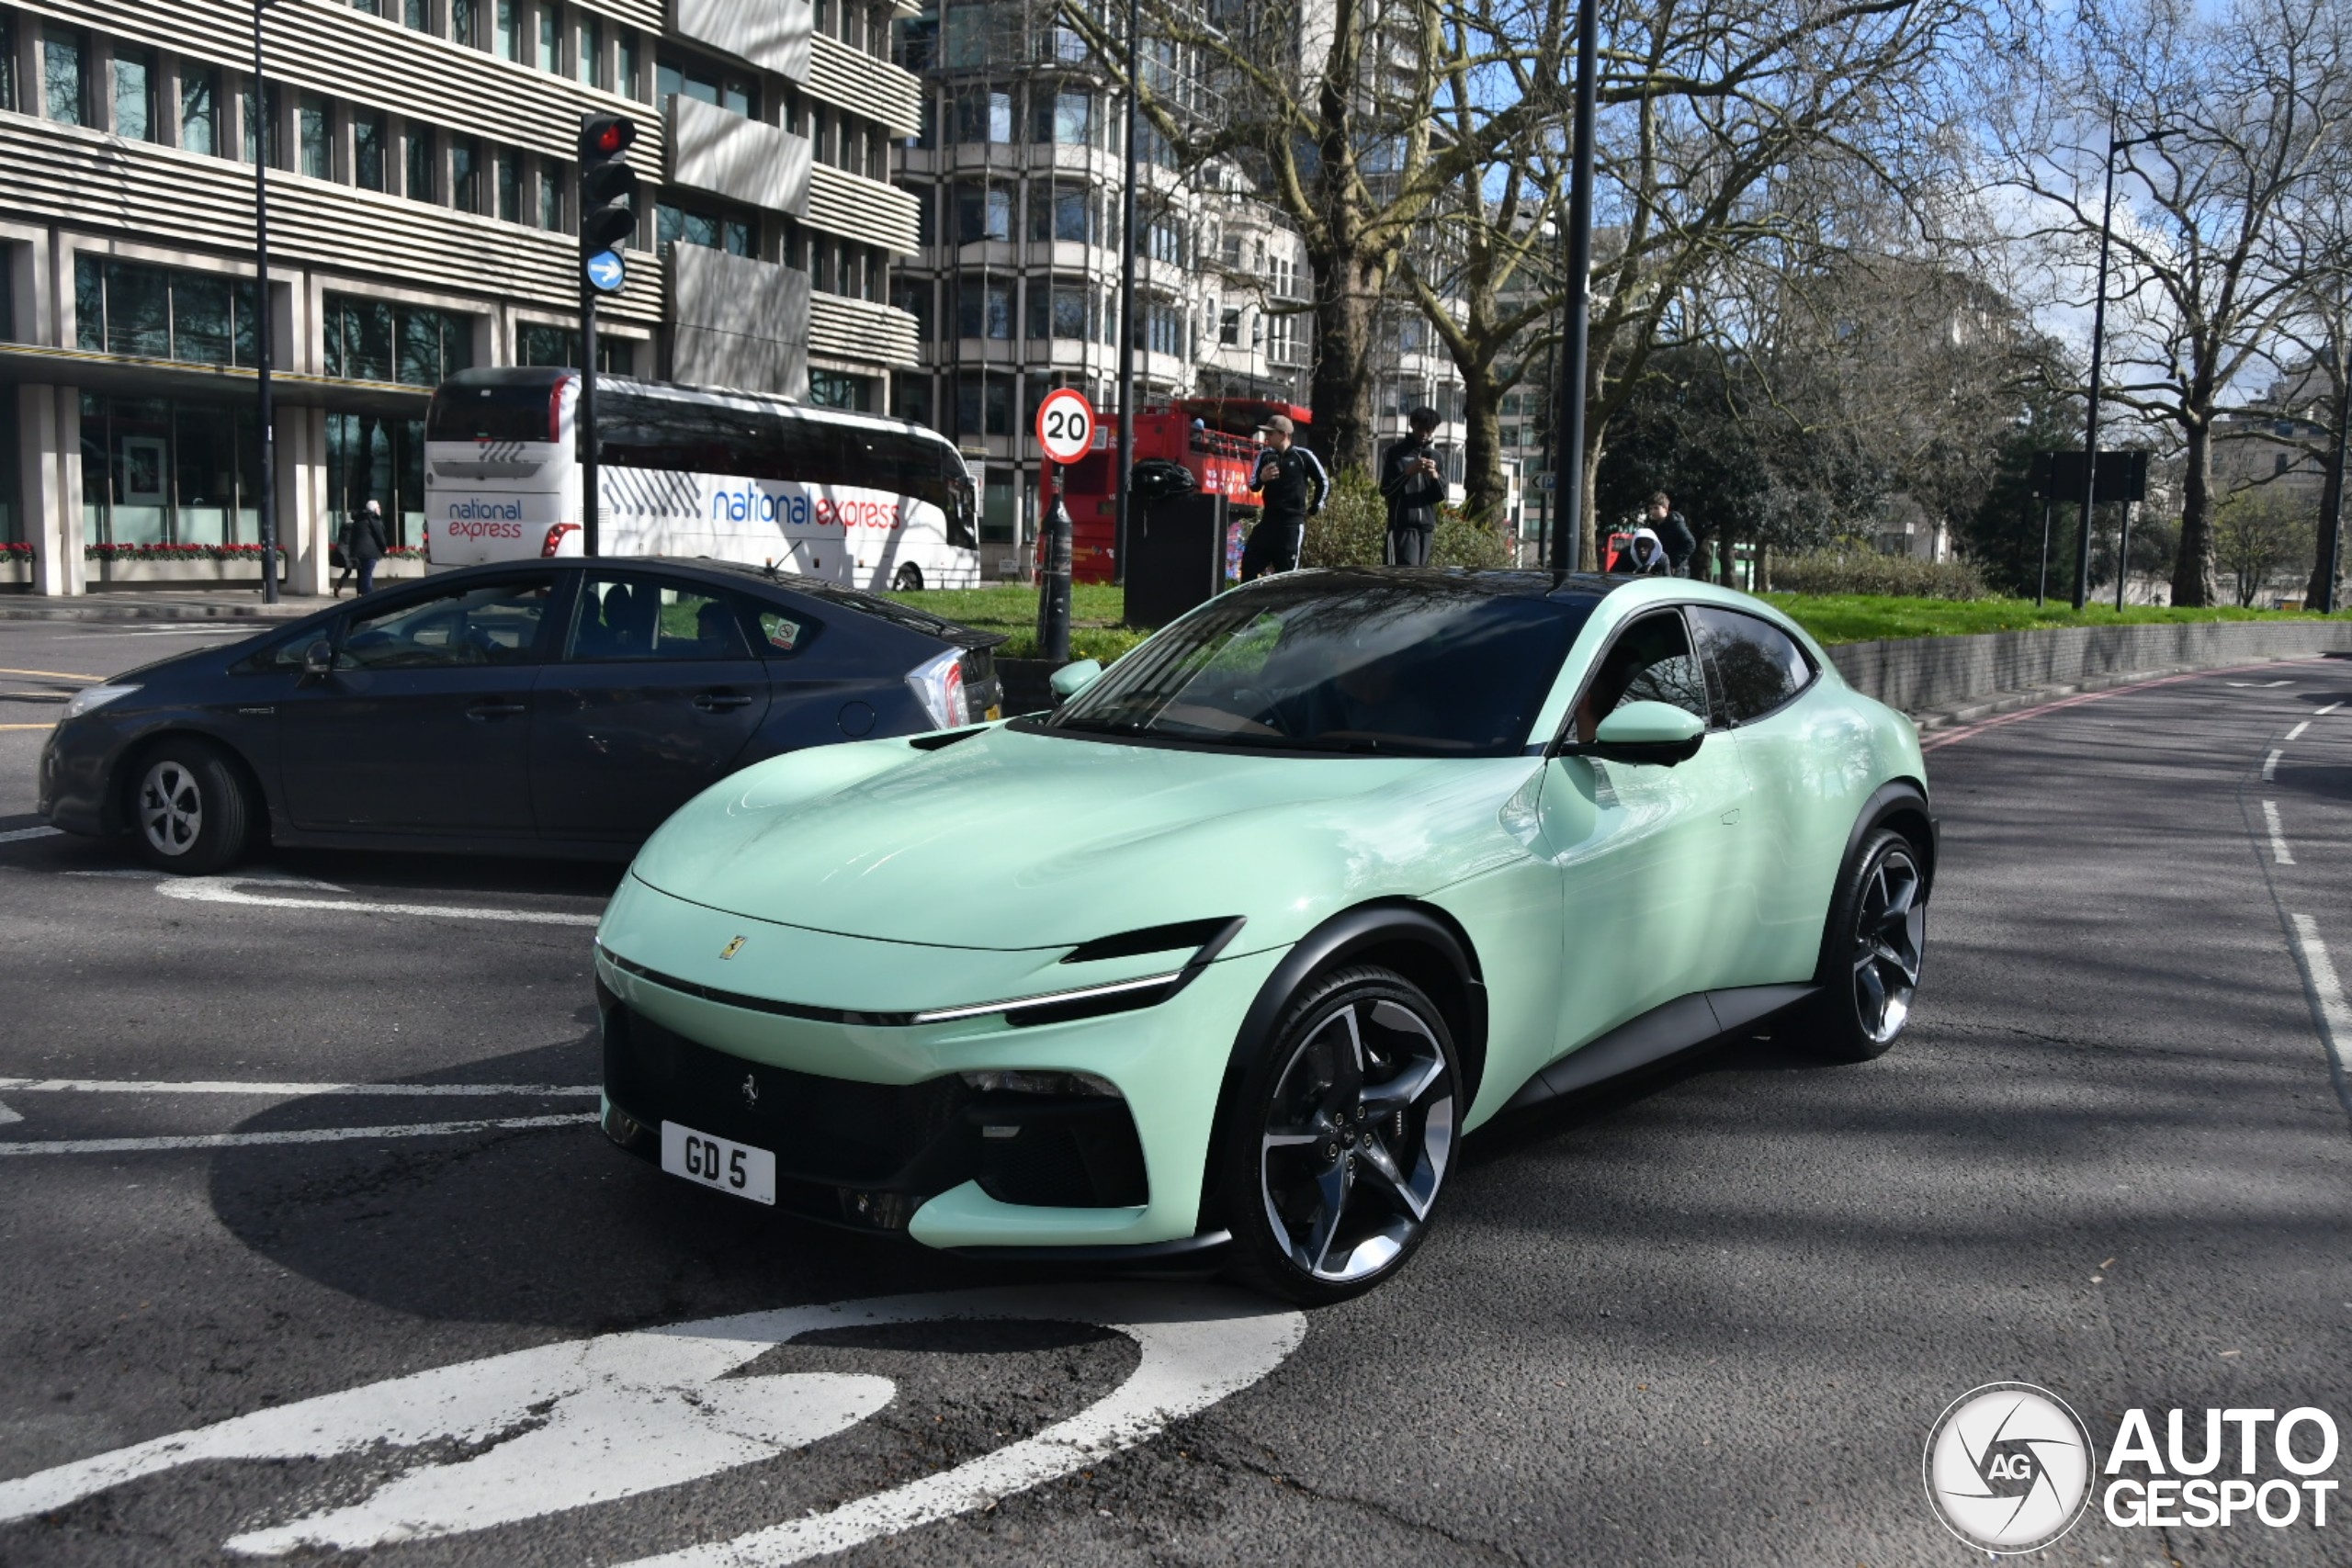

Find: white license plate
<box><xmin>660</xmin><ymin>1121</ymin><xmax>776</xmax><ymax>1206</ymax></box>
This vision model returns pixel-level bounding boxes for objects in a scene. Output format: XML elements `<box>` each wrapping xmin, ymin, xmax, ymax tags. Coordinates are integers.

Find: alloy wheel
<box><xmin>1851</xmin><ymin>845</ymin><xmax>1925</xmax><ymax>1044</ymax></box>
<box><xmin>138</xmin><ymin>759</ymin><xmax>203</xmax><ymax>860</ymax></box>
<box><xmin>1259</xmin><ymin>996</ymin><xmax>1454</xmax><ymax>1283</ymax></box>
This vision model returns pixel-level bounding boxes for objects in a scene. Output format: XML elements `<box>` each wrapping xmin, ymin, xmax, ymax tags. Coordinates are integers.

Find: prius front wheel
<box><xmin>1220</xmin><ymin>965</ymin><xmax>1460</xmax><ymax>1305</ymax></box>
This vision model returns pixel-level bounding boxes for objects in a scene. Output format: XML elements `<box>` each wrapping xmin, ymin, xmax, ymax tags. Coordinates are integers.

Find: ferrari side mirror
<box><xmin>1560</xmin><ymin>700</ymin><xmax>1705</xmax><ymax>766</ymax></box>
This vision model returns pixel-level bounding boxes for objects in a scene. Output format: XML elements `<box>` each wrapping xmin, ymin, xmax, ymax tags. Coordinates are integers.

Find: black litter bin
<box><xmin>1127</xmin><ymin>491</ymin><xmax>1238</xmax><ymax>629</ymax></box>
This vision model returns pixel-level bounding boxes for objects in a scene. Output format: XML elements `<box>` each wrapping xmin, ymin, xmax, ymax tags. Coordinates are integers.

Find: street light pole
<box><xmin>251</xmin><ymin>0</ymin><xmax>279</xmax><ymax>604</ymax></box>
<box><xmin>1550</xmin><ymin>0</ymin><xmax>1600</xmax><ymax>576</ymax></box>
<box><xmin>1113</xmin><ymin>0</ymin><xmax>1140</xmax><ymax>587</ymax></box>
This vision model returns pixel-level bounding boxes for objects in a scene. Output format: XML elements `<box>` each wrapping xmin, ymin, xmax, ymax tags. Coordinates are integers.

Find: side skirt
<box><xmin>1502</xmin><ymin>984</ymin><xmax>1819</xmax><ymax>1113</ymax></box>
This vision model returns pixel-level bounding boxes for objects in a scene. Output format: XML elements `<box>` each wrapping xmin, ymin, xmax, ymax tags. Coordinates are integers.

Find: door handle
<box><xmin>466</xmin><ymin>700</ymin><xmax>527</xmax><ymax>720</ymax></box>
<box><xmin>692</xmin><ymin>691</ymin><xmax>754</xmax><ymax>713</ymax></box>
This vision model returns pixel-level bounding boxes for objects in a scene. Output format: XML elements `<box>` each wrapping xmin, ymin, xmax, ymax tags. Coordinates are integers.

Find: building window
<box><xmin>112</xmin><ymin>47</ymin><xmax>157</xmax><ymax>142</ymax></box>
<box><xmin>955</xmin><ymin>372</ymin><xmax>1012</xmax><ymax>442</ymax></box>
<box><xmin>1146</xmin><ymin>301</ymin><xmax>1183</xmax><ymax>356</ymax></box>
<box><xmin>354</xmin><ymin>109</ymin><xmax>388</xmax><ymax>190</ymax></box>
<box><xmin>323</xmin><ymin>294</ymin><xmax>476</xmax><ymax>385</ymax></box>
<box><xmin>950</xmin><ymin>85</ymin><xmax>1011</xmax><ymax>144</ymax></box>
<box><xmin>517</xmin><ymin>321</ymin><xmax>631</xmax><ymax>373</ymax></box>
<box><xmin>1035</xmin><ymin>86</ymin><xmax>1091</xmax><ymax>145</ymax></box>
<box><xmin>890</xmin><ymin>278</ymin><xmax>933</xmax><ymax>341</ymax></box>
<box><xmin>0</xmin><ymin>14</ymin><xmax>14</xmax><ymax>114</ymax></box>
<box><xmin>808</xmin><ymin>370</ymin><xmax>873</xmax><ymax>412</ymax></box>
<box><xmin>243</xmin><ymin>85</ymin><xmax>280</xmax><ymax>167</ymax></box>
<box><xmin>495</xmin><ymin>148</ymin><xmax>521</xmax><ymax>221</ymax></box>
<box><xmin>1219</xmin><ymin>308</ymin><xmax>1241</xmax><ymax>347</ymax></box>
<box><xmin>495</xmin><ymin>0</ymin><xmax>518</xmax><ymax>60</ymax></box>
<box><xmin>82</xmin><ymin>395</ymin><xmax>266</xmax><ymax>548</ymax></box>
<box><xmin>656</xmin><ymin>54</ymin><xmax>752</xmax><ymax>116</ymax></box>
<box><xmin>616</xmin><ymin>29</ymin><xmax>639</xmax><ymax>97</ymax></box>
<box><xmin>539</xmin><ymin>158</ymin><xmax>566</xmax><ymax>229</ymax></box>
<box><xmin>954</xmin><ymin>179</ymin><xmax>1012</xmax><ymax>243</ymax></box>
<box><xmin>451</xmin><ymin>134</ymin><xmax>482</xmax><ymax>213</ymax></box>
<box><xmin>1145</xmin><ymin>217</ymin><xmax>1183</xmax><ymax>265</ymax></box>
<box><xmin>893</xmin><ymin>372</ymin><xmax>933</xmax><ymax>428</ymax></box>
<box><xmin>74</xmin><ymin>255</ymin><xmax>259</xmax><ymax>367</ymax></box>
<box><xmin>655</xmin><ymin>201</ymin><xmax>753</xmax><ymax>255</ymax></box>
<box><xmin>454</xmin><ymin>0</ymin><xmax>479</xmax><ymax>48</ymax></box>
<box><xmin>405</xmin><ymin>124</ymin><xmax>435</xmax><ymax>202</ymax></box>
<box><xmin>405</xmin><ymin>0</ymin><xmax>430</xmax><ymax>30</ymax></box>
<box><xmin>41</xmin><ymin>29</ymin><xmax>86</xmax><ymax>127</ymax></box>
<box><xmin>576</xmin><ymin>13</ymin><xmax>603</xmax><ymax>86</ymax></box>
<box><xmin>1026</xmin><ymin>280</ymin><xmax>1089</xmax><ymax>342</ymax></box>
<box><xmin>957</xmin><ymin>278</ymin><xmax>1012</xmax><ymax>340</ymax></box>
<box><xmin>177</xmin><ymin>69</ymin><xmax>219</xmax><ymax>156</ymax></box>
<box><xmin>1028</xmin><ymin>179</ymin><xmax>1092</xmax><ymax>244</ymax></box>
<box><xmin>299</xmin><ymin>94</ymin><xmax>331</xmax><ymax>179</ymax></box>
<box><xmin>537</xmin><ymin>4</ymin><xmax>560</xmax><ymax>71</ymax></box>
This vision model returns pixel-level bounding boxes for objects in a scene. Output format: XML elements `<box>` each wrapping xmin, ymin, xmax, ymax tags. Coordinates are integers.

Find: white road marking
<box><xmin>0</xmin><ymin>1099</ymin><xmax>18</xmax><ymax>1126</ymax></box>
<box><xmin>0</xmin><ymin>825</ymin><xmax>62</xmax><ymax>843</ymax></box>
<box><xmin>0</xmin><ymin>1112</ymin><xmax>591</xmax><ymax>1157</ymax></box>
<box><xmin>2264</xmin><ymin>750</ymin><xmax>2283</xmax><ymax>781</ymax></box>
<box><xmin>2319</xmin><ymin>702</ymin><xmax>2344</xmax><ymax>716</ymax></box>
<box><xmin>2289</xmin><ymin>915</ymin><xmax>2352</xmax><ymax>1095</ymax></box>
<box><xmin>0</xmin><ymin>1283</ymin><xmax>1305</xmax><ymax>1563</ymax></box>
<box><xmin>2289</xmin><ymin>720</ymin><xmax>2312</xmax><ymax>740</ymax></box>
<box><xmin>2265</xmin><ymin>800</ymin><xmax>2296</xmax><ymax>865</ymax></box>
<box><xmin>0</xmin><ymin>1077</ymin><xmax>596</xmax><ymax>1098</ymax></box>
<box><xmin>154</xmin><ymin>874</ymin><xmax>602</xmax><ymax>927</ymax></box>
<box><xmin>2227</xmin><ymin>679</ymin><xmax>2291</xmax><ymax>687</ymax></box>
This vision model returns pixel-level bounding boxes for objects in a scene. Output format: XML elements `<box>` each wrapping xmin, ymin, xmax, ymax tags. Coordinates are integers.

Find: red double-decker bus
<box><xmin>1041</xmin><ymin>397</ymin><xmax>1312</xmax><ymax>582</ymax></box>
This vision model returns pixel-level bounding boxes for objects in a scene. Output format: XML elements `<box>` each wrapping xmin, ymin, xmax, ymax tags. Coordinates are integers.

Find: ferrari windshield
<box><xmin>1037</xmin><ymin>571</ymin><xmax>1592</xmax><ymax>755</ymax></box>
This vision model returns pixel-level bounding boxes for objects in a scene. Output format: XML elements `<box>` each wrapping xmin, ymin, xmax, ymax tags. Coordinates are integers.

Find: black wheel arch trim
<box><xmin>1844</xmin><ymin>777</ymin><xmax>1938</xmax><ymax>895</ymax></box>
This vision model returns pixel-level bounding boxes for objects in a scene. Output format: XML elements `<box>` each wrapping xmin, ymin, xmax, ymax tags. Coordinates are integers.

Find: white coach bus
<box><xmin>421</xmin><ymin>367</ymin><xmax>981</xmax><ymax>591</ymax></box>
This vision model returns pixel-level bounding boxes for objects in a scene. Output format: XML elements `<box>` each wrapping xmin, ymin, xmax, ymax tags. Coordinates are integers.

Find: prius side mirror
<box><xmin>300</xmin><ymin>640</ymin><xmax>335</xmax><ymax>680</ymax></box>
<box><xmin>1048</xmin><ymin>658</ymin><xmax>1102</xmax><ymax>702</ymax></box>
<box><xmin>1555</xmin><ymin>700</ymin><xmax>1705</xmax><ymax>767</ymax></box>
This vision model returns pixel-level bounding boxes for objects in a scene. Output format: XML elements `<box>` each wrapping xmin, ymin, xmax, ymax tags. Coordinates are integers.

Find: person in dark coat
<box><xmin>1379</xmin><ymin>406</ymin><xmax>1446</xmax><ymax>566</ymax></box>
<box><xmin>1240</xmin><ymin>415</ymin><xmax>1329</xmax><ymax>581</ymax></box>
<box><xmin>1645</xmin><ymin>491</ymin><xmax>1697</xmax><ymax>577</ymax></box>
<box><xmin>337</xmin><ymin>499</ymin><xmax>389</xmax><ymax>597</ymax></box>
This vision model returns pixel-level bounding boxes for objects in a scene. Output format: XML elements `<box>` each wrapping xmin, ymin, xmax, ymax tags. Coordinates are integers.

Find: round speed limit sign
<box><xmin>1035</xmin><ymin>388</ymin><xmax>1097</xmax><ymax>465</ymax></box>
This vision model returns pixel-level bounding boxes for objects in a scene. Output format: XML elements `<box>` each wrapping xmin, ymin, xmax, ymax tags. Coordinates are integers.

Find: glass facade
<box><xmin>808</xmin><ymin>370</ymin><xmax>872</xmax><ymax>412</ymax></box>
<box><xmin>42</xmin><ymin>29</ymin><xmax>85</xmax><ymax>127</ymax></box>
<box><xmin>78</xmin><ymin>395</ymin><xmax>264</xmax><ymax>547</ymax></box>
<box><xmin>179</xmin><ymin>68</ymin><xmax>219</xmax><ymax>155</ymax></box>
<box><xmin>515</xmin><ymin>322</ymin><xmax>633</xmax><ymax>374</ymax></box>
<box><xmin>326</xmin><ymin>413</ymin><xmax>427</xmax><ymax>547</ymax></box>
<box><xmin>113</xmin><ymin>48</ymin><xmax>155</xmax><ymax>141</ymax></box>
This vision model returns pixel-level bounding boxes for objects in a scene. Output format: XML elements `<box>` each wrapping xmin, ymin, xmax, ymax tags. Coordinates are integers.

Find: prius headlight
<box><xmin>62</xmin><ymin>683</ymin><xmax>140</xmax><ymax>721</ymax></box>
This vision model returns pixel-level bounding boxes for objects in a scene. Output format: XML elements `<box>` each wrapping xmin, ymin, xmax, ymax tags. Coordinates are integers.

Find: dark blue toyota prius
<box><xmin>38</xmin><ymin>558</ymin><xmax>1001</xmax><ymax>873</ymax></box>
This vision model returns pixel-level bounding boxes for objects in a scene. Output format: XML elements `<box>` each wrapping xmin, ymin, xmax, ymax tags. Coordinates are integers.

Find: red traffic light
<box><xmin>578</xmin><ymin>114</ymin><xmax>637</xmax><ymax>163</ymax></box>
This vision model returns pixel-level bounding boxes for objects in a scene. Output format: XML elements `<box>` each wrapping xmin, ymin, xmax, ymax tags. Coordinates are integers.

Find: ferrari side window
<box><xmin>1688</xmin><ymin>606</ymin><xmax>1814</xmax><ymax>723</ymax></box>
<box><xmin>1574</xmin><ymin>612</ymin><xmax>1708</xmax><ymax>742</ymax></box>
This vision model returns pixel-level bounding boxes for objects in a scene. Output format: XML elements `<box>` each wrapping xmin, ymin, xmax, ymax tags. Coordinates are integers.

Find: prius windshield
<box><xmin>1035</xmin><ymin>570</ymin><xmax>1592</xmax><ymax>756</ymax></box>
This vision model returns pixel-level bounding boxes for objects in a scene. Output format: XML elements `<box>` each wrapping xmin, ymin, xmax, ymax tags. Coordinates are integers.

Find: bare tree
<box><xmin>1994</xmin><ymin>0</ymin><xmax>2352</xmax><ymax>606</ymax></box>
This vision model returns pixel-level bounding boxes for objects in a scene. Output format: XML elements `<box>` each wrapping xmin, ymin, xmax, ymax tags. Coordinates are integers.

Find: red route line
<box><xmin>1918</xmin><ymin>658</ymin><xmax>2331</xmax><ymax>751</ymax></box>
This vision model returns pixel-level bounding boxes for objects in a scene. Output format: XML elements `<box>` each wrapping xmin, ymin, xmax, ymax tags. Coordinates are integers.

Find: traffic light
<box><xmin>577</xmin><ymin>114</ymin><xmax>639</xmax><ymax>257</ymax></box>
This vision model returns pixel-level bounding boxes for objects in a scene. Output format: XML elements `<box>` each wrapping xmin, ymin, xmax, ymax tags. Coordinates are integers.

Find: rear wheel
<box><xmin>129</xmin><ymin>739</ymin><xmax>255</xmax><ymax>875</ymax></box>
<box><xmin>892</xmin><ymin>562</ymin><xmax>924</xmax><ymax>592</ymax></box>
<box><xmin>1799</xmin><ymin>828</ymin><xmax>1927</xmax><ymax>1062</ymax></box>
<box><xmin>1218</xmin><ymin>965</ymin><xmax>1460</xmax><ymax>1305</ymax></box>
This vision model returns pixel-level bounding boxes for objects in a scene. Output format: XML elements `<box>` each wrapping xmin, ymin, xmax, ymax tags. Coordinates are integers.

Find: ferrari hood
<box><xmin>628</xmin><ymin>722</ymin><xmax>1543</xmax><ymax>952</ymax></box>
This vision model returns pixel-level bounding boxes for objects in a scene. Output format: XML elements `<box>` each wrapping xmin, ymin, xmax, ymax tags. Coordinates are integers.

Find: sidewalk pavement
<box><xmin>0</xmin><ymin>591</ymin><xmax>330</xmax><ymax>623</ymax></box>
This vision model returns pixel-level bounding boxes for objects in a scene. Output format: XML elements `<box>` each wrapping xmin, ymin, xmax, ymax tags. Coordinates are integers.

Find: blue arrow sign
<box><xmin>584</xmin><ymin>250</ymin><xmax>627</xmax><ymax>294</ymax></box>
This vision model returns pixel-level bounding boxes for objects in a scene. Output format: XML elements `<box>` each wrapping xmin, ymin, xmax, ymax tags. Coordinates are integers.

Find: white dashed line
<box><xmin>0</xmin><ymin>1078</ymin><xmax>597</xmax><ymax>1098</ymax></box>
<box><xmin>2289</xmin><ymin>720</ymin><xmax>2312</xmax><ymax>740</ymax></box>
<box><xmin>0</xmin><ymin>825</ymin><xmax>62</xmax><ymax>843</ymax></box>
<box><xmin>2319</xmin><ymin>702</ymin><xmax>2344</xmax><ymax>716</ymax></box>
<box><xmin>2264</xmin><ymin>801</ymin><xmax>2296</xmax><ymax>865</ymax></box>
<box><xmin>2289</xmin><ymin>916</ymin><xmax>2352</xmax><ymax>1098</ymax></box>
<box><xmin>0</xmin><ymin>1100</ymin><xmax>19</xmax><ymax>1127</ymax></box>
<box><xmin>2264</xmin><ymin>750</ymin><xmax>2283</xmax><ymax>780</ymax></box>
<box><xmin>0</xmin><ymin>1112</ymin><xmax>592</xmax><ymax>1157</ymax></box>
<box><xmin>153</xmin><ymin>874</ymin><xmax>602</xmax><ymax>927</ymax></box>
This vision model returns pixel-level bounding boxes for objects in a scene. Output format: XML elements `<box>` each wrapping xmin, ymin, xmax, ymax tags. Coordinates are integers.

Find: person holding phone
<box><xmin>1380</xmin><ymin>406</ymin><xmax>1446</xmax><ymax>566</ymax></box>
<box><xmin>1241</xmin><ymin>414</ymin><xmax>1329</xmax><ymax>581</ymax></box>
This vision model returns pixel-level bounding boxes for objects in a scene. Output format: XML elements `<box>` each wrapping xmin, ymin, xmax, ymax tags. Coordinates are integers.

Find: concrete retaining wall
<box><xmin>1826</xmin><ymin>621</ymin><xmax>2352</xmax><ymax>716</ymax></box>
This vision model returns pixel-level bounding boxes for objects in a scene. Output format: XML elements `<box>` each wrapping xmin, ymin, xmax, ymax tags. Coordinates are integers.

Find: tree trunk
<box><xmin>1307</xmin><ymin>253</ymin><xmax>1378</xmax><ymax>473</ymax></box>
<box><xmin>2170</xmin><ymin>418</ymin><xmax>2221</xmax><ymax>608</ymax></box>
<box><xmin>1459</xmin><ymin>359</ymin><xmax>1505</xmax><ymax>526</ymax></box>
<box><xmin>2308</xmin><ymin>378</ymin><xmax>2346</xmax><ymax>613</ymax></box>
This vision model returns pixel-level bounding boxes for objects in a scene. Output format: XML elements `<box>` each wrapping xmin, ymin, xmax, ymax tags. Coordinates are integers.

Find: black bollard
<box><xmin>1037</xmin><ymin>462</ymin><xmax>1074</xmax><ymax>664</ymax></box>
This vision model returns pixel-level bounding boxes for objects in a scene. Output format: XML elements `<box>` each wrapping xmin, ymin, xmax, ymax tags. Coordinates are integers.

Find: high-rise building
<box><xmin>0</xmin><ymin>0</ymin><xmax>921</xmax><ymax>595</ymax></box>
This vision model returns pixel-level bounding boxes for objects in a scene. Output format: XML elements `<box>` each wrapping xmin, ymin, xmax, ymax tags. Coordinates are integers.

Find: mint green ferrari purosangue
<box><xmin>594</xmin><ymin>568</ymin><xmax>1934</xmax><ymax>1303</ymax></box>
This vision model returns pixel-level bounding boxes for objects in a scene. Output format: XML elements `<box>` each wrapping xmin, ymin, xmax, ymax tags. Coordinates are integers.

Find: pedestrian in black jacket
<box><xmin>1380</xmin><ymin>406</ymin><xmax>1445</xmax><ymax>566</ymax></box>
<box><xmin>1241</xmin><ymin>415</ymin><xmax>1329</xmax><ymax>581</ymax></box>
<box><xmin>1645</xmin><ymin>491</ymin><xmax>1696</xmax><ymax>577</ymax></box>
<box><xmin>337</xmin><ymin>500</ymin><xmax>389</xmax><ymax>597</ymax></box>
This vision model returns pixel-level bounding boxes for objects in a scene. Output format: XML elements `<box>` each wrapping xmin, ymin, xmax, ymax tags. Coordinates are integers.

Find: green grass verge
<box><xmin>892</xmin><ymin>582</ymin><xmax>2349</xmax><ymax>660</ymax></box>
<box><xmin>1762</xmin><ymin>594</ymin><xmax>2351</xmax><ymax>646</ymax></box>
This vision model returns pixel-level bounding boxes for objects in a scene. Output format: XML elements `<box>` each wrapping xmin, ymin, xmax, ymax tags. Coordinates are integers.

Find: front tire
<box><xmin>129</xmin><ymin>739</ymin><xmax>256</xmax><ymax>875</ymax></box>
<box><xmin>1799</xmin><ymin>827</ymin><xmax>1927</xmax><ymax>1062</ymax></box>
<box><xmin>1217</xmin><ymin>965</ymin><xmax>1460</xmax><ymax>1305</ymax></box>
<box><xmin>891</xmin><ymin>562</ymin><xmax>924</xmax><ymax>592</ymax></box>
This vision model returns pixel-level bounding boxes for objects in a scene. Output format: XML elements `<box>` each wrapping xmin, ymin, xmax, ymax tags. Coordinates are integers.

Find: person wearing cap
<box><xmin>1645</xmin><ymin>491</ymin><xmax>1696</xmax><ymax>577</ymax></box>
<box><xmin>1241</xmin><ymin>414</ymin><xmax>1328</xmax><ymax>581</ymax></box>
<box><xmin>1379</xmin><ymin>406</ymin><xmax>1445</xmax><ymax>567</ymax></box>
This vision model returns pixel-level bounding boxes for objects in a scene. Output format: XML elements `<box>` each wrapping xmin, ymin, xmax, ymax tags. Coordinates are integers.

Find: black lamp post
<box><xmin>1113</xmin><ymin>0</ymin><xmax>1140</xmax><ymax>586</ymax></box>
<box><xmin>2074</xmin><ymin>119</ymin><xmax>2169</xmax><ymax>611</ymax></box>
<box><xmin>252</xmin><ymin>0</ymin><xmax>279</xmax><ymax>604</ymax></box>
<box><xmin>1550</xmin><ymin>0</ymin><xmax>1600</xmax><ymax>575</ymax></box>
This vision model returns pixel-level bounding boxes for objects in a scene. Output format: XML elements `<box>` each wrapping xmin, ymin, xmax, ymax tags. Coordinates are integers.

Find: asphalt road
<box><xmin>0</xmin><ymin>617</ymin><xmax>2346</xmax><ymax>1567</ymax></box>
